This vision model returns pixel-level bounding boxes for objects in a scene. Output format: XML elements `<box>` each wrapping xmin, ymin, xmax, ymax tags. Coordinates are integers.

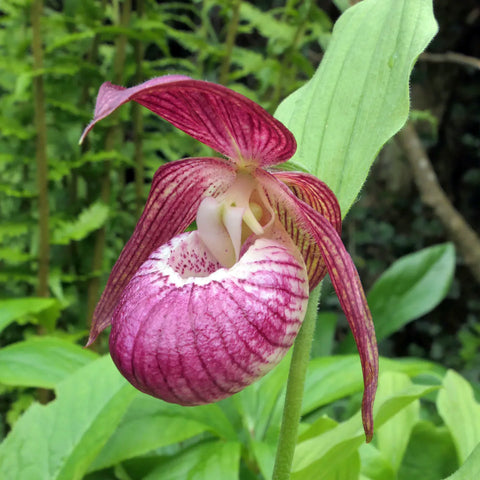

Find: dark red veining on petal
<box><xmin>270</xmin><ymin>170</ymin><xmax>342</xmax><ymax>289</ymax></box>
<box><xmin>88</xmin><ymin>157</ymin><xmax>236</xmax><ymax>344</ymax></box>
<box><xmin>81</xmin><ymin>77</ymin><xmax>296</xmax><ymax>167</ymax></box>
<box><xmin>257</xmin><ymin>169</ymin><xmax>378</xmax><ymax>442</ymax></box>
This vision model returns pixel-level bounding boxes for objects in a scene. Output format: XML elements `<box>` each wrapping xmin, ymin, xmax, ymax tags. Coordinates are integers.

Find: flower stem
<box><xmin>219</xmin><ymin>0</ymin><xmax>242</xmax><ymax>85</ymax></box>
<box><xmin>272</xmin><ymin>284</ymin><xmax>321</xmax><ymax>480</ymax></box>
<box><xmin>31</xmin><ymin>0</ymin><xmax>50</xmax><ymax>298</ymax></box>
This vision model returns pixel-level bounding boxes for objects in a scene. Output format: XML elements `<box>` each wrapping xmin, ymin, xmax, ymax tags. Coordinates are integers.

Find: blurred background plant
<box><xmin>0</xmin><ymin>0</ymin><xmax>479</xmax><ymax>479</ymax></box>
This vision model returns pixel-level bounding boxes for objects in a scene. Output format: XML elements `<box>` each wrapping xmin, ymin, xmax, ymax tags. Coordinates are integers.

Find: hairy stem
<box><xmin>86</xmin><ymin>0</ymin><xmax>131</xmax><ymax>323</ymax></box>
<box><xmin>272</xmin><ymin>284</ymin><xmax>321</xmax><ymax>480</ymax></box>
<box><xmin>219</xmin><ymin>0</ymin><xmax>242</xmax><ymax>85</ymax></box>
<box><xmin>31</xmin><ymin>0</ymin><xmax>50</xmax><ymax>298</ymax></box>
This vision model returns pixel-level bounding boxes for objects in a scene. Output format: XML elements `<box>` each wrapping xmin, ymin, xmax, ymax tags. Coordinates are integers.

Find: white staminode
<box><xmin>196</xmin><ymin>172</ymin><xmax>266</xmax><ymax>267</ymax></box>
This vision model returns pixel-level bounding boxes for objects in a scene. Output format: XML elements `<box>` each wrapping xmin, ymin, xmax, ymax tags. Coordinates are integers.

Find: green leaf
<box><xmin>375</xmin><ymin>373</ymin><xmax>420</xmax><ymax>472</ymax></box>
<box><xmin>275</xmin><ymin>0</ymin><xmax>438</xmax><ymax>214</ymax></box>
<box><xmin>251</xmin><ymin>440</ymin><xmax>276</xmax><ymax>480</ymax></box>
<box><xmin>0</xmin><ymin>221</ymin><xmax>29</xmax><ymax>241</ymax></box>
<box><xmin>298</xmin><ymin>416</ymin><xmax>339</xmax><ymax>444</ymax></box>
<box><xmin>89</xmin><ymin>394</ymin><xmax>230</xmax><ymax>472</ymax></box>
<box><xmin>398</xmin><ymin>421</ymin><xmax>457</xmax><ymax>480</ymax></box>
<box><xmin>301</xmin><ymin>450</ymin><xmax>360</xmax><ymax>480</ymax></box>
<box><xmin>0</xmin><ymin>246</ymin><xmax>31</xmax><ymax>264</ymax></box>
<box><xmin>0</xmin><ymin>356</ymin><xmax>136</xmax><ymax>480</ymax></box>
<box><xmin>155</xmin><ymin>402</ymin><xmax>237</xmax><ymax>441</ymax></box>
<box><xmin>45</xmin><ymin>30</ymin><xmax>96</xmax><ymax>53</ymax></box>
<box><xmin>437</xmin><ymin>370</ymin><xmax>480</xmax><ymax>464</ymax></box>
<box><xmin>368</xmin><ymin>243</ymin><xmax>455</xmax><ymax>341</ymax></box>
<box><xmin>240</xmin><ymin>3</ymin><xmax>295</xmax><ymax>53</ymax></box>
<box><xmin>51</xmin><ymin>202</ymin><xmax>109</xmax><ymax>245</ymax></box>
<box><xmin>328</xmin><ymin>450</ymin><xmax>360</xmax><ymax>480</ymax></box>
<box><xmin>0</xmin><ymin>336</ymin><xmax>97</xmax><ymax>389</ymax></box>
<box><xmin>292</xmin><ymin>375</ymin><xmax>437</xmax><ymax>480</ymax></box>
<box><xmin>303</xmin><ymin>355</ymin><xmax>442</xmax><ymax>415</ymax></box>
<box><xmin>374</xmin><ymin>383</ymin><xmax>439</xmax><ymax>428</ymax></box>
<box><xmin>443</xmin><ymin>442</ymin><xmax>480</xmax><ymax>480</ymax></box>
<box><xmin>233</xmin><ymin>350</ymin><xmax>291</xmax><ymax>441</ymax></box>
<box><xmin>378</xmin><ymin>357</ymin><xmax>445</xmax><ymax>381</ymax></box>
<box><xmin>312</xmin><ymin>312</ymin><xmax>337</xmax><ymax>357</ymax></box>
<box><xmin>303</xmin><ymin>356</ymin><xmax>365</xmax><ymax>414</ymax></box>
<box><xmin>359</xmin><ymin>443</ymin><xmax>396</xmax><ymax>480</ymax></box>
<box><xmin>332</xmin><ymin>0</ymin><xmax>352</xmax><ymax>12</ymax></box>
<box><xmin>142</xmin><ymin>440</ymin><xmax>241</xmax><ymax>480</ymax></box>
<box><xmin>0</xmin><ymin>297</ymin><xmax>61</xmax><ymax>334</ymax></box>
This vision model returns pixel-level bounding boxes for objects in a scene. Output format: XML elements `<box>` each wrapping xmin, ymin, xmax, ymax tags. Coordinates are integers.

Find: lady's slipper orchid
<box><xmin>81</xmin><ymin>75</ymin><xmax>378</xmax><ymax>441</ymax></box>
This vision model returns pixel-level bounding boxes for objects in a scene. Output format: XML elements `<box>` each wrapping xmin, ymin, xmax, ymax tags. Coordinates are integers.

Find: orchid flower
<box><xmin>81</xmin><ymin>75</ymin><xmax>378</xmax><ymax>441</ymax></box>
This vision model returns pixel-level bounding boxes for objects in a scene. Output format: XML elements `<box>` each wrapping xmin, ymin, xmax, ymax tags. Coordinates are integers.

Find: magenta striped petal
<box><xmin>258</xmin><ymin>170</ymin><xmax>378</xmax><ymax>442</ymax></box>
<box><xmin>80</xmin><ymin>76</ymin><xmax>296</xmax><ymax>167</ymax></box>
<box><xmin>109</xmin><ymin>231</ymin><xmax>309</xmax><ymax>404</ymax></box>
<box><xmin>87</xmin><ymin>157</ymin><xmax>236</xmax><ymax>345</ymax></box>
<box><xmin>271</xmin><ymin>171</ymin><xmax>342</xmax><ymax>287</ymax></box>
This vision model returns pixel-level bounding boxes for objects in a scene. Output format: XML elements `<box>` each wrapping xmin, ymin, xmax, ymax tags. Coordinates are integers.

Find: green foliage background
<box><xmin>0</xmin><ymin>0</ymin><xmax>479</xmax><ymax>479</ymax></box>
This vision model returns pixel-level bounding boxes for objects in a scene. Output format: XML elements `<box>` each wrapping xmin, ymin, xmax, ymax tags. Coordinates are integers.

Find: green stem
<box><xmin>31</xmin><ymin>1</ymin><xmax>53</xmax><ymax>406</ymax></box>
<box><xmin>272</xmin><ymin>284</ymin><xmax>322</xmax><ymax>480</ymax></box>
<box><xmin>31</xmin><ymin>0</ymin><xmax>50</xmax><ymax>298</ymax></box>
<box><xmin>219</xmin><ymin>0</ymin><xmax>242</xmax><ymax>85</ymax></box>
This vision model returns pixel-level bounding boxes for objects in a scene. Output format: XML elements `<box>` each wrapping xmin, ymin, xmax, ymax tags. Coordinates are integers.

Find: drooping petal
<box><xmin>269</xmin><ymin>170</ymin><xmax>342</xmax><ymax>287</ymax></box>
<box><xmin>87</xmin><ymin>157</ymin><xmax>236</xmax><ymax>345</ymax></box>
<box><xmin>109</xmin><ymin>230</ymin><xmax>309</xmax><ymax>405</ymax></box>
<box><xmin>80</xmin><ymin>76</ymin><xmax>296</xmax><ymax>167</ymax></box>
<box><xmin>258</xmin><ymin>170</ymin><xmax>378</xmax><ymax>442</ymax></box>
<box><xmin>271</xmin><ymin>171</ymin><xmax>342</xmax><ymax>232</ymax></box>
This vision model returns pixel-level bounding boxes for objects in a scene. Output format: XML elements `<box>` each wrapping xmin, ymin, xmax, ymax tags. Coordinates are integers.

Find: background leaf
<box><xmin>437</xmin><ymin>370</ymin><xmax>480</xmax><ymax>464</ymax></box>
<box><xmin>0</xmin><ymin>356</ymin><xmax>136</xmax><ymax>480</ymax></box>
<box><xmin>275</xmin><ymin>0</ymin><xmax>438</xmax><ymax>214</ymax></box>
<box><xmin>292</xmin><ymin>374</ymin><xmax>437</xmax><ymax>480</ymax></box>
<box><xmin>375</xmin><ymin>373</ymin><xmax>420</xmax><ymax>472</ymax></box>
<box><xmin>398</xmin><ymin>421</ymin><xmax>457</xmax><ymax>480</ymax></box>
<box><xmin>368</xmin><ymin>243</ymin><xmax>455</xmax><ymax>341</ymax></box>
<box><xmin>0</xmin><ymin>336</ymin><xmax>97</xmax><ymax>388</ymax></box>
<box><xmin>359</xmin><ymin>443</ymin><xmax>396</xmax><ymax>480</ymax></box>
<box><xmin>51</xmin><ymin>201</ymin><xmax>109</xmax><ymax>245</ymax></box>
<box><xmin>302</xmin><ymin>355</ymin><xmax>443</xmax><ymax>414</ymax></box>
<box><xmin>88</xmin><ymin>395</ymin><xmax>235</xmax><ymax>472</ymax></box>
<box><xmin>443</xmin><ymin>442</ymin><xmax>480</xmax><ymax>480</ymax></box>
<box><xmin>142</xmin><ymin>440</ymin><xmax>241</xmax><ymax>480</ymax></box>
<box><xmin>0</xmin><ymin>297</ymin><xmax>61</xmax><ymax>334</ymax></box>
<box><xmin>232</xmin><ymin>350</ymin><xmax>291</xmax><ymax>441</ymax></box>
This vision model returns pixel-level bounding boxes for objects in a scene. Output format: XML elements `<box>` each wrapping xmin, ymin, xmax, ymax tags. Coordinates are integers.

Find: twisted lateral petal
<box><xmin>109</xmin><ymin>231</ymin><xmax>309</xmax><ymax>405</ymax></box>
<box><xmin>258</xmin><ymin>170</ymin><xmax>378</xmax><ymax>442</ymax></box>
<box><xmin>272</xmin><ymin>171</ymin><xmax>342</xmax><ymax>233</ymax></box>
<box><xmin>88</xmin><ymin>157</ymin><xmax>236</xmax><ymax>345</ymax></box>
<box><xmin>80</xmin><ymin>76</ymin><xmax>296</xmax><ymax>167</ymax></box>
<box><xmin>268</xmin><ymin>171</ymin><xmax>342</xmax><ymax>288</ymax></box>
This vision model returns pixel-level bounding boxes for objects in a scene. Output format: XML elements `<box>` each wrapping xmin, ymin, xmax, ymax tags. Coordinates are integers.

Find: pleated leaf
<box><xmin>437</xmin><ymin>370</ymin><xmax>480</xmax><ymax>464</ymax></box>
<box><xmin>0</xmin><ymin>356</ymin><xmax>136</xmax><ymax>480</ymax></box>
<box><xmin>275</xmin><ymin>0</ymin><xmax>438</xmax><ymax>215</ymax></box>
<box><xmin>0</xmin><ymin>337</ymin><xmax>97</xmax><ymax>388</ymax></box>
